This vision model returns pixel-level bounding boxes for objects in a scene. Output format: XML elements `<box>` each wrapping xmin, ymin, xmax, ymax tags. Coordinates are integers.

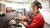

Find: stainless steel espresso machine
<box><xmin>8</xmin><ymin>8</ymin><xmax>26</xmax><ymax>28</ymax></box>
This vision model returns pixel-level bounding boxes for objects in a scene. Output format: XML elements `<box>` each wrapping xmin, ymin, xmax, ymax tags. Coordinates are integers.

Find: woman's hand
<box><xmin>15</xmin><ymin>14</ymin><xmax>26</xmax><ymax>21</ymax></box>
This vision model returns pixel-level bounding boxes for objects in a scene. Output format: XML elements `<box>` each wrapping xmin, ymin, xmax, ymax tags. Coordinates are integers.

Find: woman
<box><xmin>17</xmin><ymin>1</ymin><xmax>45</xmax><ymax>28</ymax></box>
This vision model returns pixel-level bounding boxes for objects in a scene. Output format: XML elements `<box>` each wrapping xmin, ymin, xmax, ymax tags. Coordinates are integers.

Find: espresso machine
<box><xmin>8</xmin><ymin>8</ymin><xmax>26</xmax><ymax>28</ymax></box>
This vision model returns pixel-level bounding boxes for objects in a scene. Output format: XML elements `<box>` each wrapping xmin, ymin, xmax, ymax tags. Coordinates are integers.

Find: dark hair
<box><xmin>33</xmin><ymin>1</ymin><xmax>42</xmax><ymax>9</ymax></box>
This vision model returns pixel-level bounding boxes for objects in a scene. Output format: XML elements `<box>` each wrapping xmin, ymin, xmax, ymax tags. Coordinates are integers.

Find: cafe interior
<box><xmin>0</xmin><ymin>0</ymin><xmax>50</xmax><ymax>28</ymax></box>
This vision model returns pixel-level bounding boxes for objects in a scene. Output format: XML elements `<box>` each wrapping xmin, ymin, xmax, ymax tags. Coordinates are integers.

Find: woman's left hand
<box><xmin>17</xmin><ymin>14</ymin><xmax>26</xmax><ymax>21</ymax></box>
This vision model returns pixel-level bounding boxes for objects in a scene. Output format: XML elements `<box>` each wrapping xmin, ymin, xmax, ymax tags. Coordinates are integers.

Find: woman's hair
<box><xmin>32</xmin><ymin>1</ymin><xmax>42</xmax><ymax>9</ymax></box>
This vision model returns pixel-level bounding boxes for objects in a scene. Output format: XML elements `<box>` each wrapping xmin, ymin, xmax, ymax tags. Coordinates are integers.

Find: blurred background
<box><xmin>0</xmin><ymin>0</ymin><xmax>50</xmax><ymax>28</ymax></box>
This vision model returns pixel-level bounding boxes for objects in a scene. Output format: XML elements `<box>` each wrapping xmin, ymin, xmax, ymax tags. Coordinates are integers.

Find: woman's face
<box><xmin>31</xmin><ymin>3</ymin><xmax>38</xmax><ymax>13</ymax></box>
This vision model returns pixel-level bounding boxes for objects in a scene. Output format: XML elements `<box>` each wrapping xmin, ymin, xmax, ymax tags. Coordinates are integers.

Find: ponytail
<box><xmin>33</xmin><ymin>1</ymin><xmax>42</xmax><ymax>9</ymax></box>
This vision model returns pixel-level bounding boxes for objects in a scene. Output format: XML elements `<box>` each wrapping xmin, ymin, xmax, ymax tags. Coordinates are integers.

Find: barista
<box><xmin>17</xmin><ymin>1</ymin><xmax>45</xmax><ymax>28</ymax></box>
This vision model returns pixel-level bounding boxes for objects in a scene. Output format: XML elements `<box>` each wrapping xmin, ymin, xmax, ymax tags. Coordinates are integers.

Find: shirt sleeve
<box><xmin>23</xmin><ymin>13</ymin><xmax>44</xmax><ymax>28</ymax></box>
<box><xmin>26</xmin><ymin>16</ymin><xmax>42</xmax><ymax>28</ymax></box>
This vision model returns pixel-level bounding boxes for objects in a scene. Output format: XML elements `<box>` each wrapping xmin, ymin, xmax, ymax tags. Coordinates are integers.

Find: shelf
<box><xmin>4</xmin><ymin>0</ymin><xmax>31</xmax><ymax>4</ymax></box>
